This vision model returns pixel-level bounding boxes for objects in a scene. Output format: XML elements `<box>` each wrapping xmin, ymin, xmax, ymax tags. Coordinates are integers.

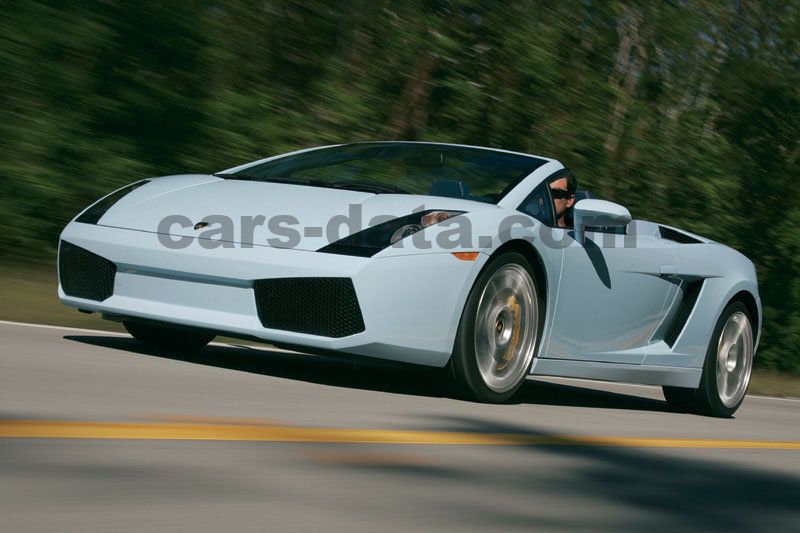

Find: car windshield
<box><xmin>220</xmin><ymin>143</ymin><xmax>547</xmax><ymax>204</ymax></box>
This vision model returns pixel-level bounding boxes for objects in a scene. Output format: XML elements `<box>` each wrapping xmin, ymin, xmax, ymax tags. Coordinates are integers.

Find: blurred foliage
<box><xmin>1</xmin><ymin>1</ymin><xmax>798</xmax><ymax>371</ymax></box>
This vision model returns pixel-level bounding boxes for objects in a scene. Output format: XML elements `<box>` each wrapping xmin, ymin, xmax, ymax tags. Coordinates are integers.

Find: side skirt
<box><xmin>530</xmin><ymin>358</ymin><xmax>702</xmax><ymax>388</ymax></box>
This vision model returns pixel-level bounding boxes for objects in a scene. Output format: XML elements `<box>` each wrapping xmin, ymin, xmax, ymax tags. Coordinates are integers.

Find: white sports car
<box><xmin>59</xmin><ymin>142</ymin><xmax>761</xmax><ymax>416</ymax></box>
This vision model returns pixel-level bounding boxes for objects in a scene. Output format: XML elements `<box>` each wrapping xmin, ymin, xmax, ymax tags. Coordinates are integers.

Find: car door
<box><xmin>544</xmin><ymin>223</ymin><xmax>679</xmax><ymax>364</ymax></box>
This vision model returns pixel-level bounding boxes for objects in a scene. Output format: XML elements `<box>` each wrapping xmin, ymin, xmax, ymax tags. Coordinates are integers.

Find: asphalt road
<box><xmin>1</xmin><ymin>320</ymin><xmax>798</xmax><ymax>532</ymax></box>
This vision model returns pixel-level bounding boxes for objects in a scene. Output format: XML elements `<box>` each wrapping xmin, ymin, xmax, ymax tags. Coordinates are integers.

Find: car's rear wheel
<box><xmin>662</xmin><ymin>301</ymin><xmax>754</xmax><ymax>417</ymax></box>
<box><xmin>123</xmin><ymin>321</ymin><xmax>215</xmax><ymax>353</ymax></box>
<box><xmin>449</xmin><ymin>252</ymin><xmax>542</xmax><ymax>403</ymax></box>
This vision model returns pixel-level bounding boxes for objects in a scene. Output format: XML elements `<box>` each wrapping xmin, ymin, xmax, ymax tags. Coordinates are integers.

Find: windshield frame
<box><xmin>216</xmin><ymin>142</ymin><xmax>550</xmax><ymax>205</ymax></box>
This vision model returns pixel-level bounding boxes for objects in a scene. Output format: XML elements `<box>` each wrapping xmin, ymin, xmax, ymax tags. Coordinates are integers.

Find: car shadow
<box><xmin>320</xmin><ymin>415</ymin><xmax>800</xmax><ymax>530</ymax></box>
<box><xmin>63</xmin><ymin>334</ymin><xmax>670</xmax><ymax>413</ymax></box>
<box><xmin>63</xmin><ymin>334</ymin><xmax>448</xmax><ymax>398</ymax></box>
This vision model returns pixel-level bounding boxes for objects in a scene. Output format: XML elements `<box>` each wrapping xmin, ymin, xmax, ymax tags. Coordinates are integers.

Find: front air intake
<box><xmin>58</xmin><ymin>241</ymin><xmax>116</xmax><ymax>301</ymax></box>
<box><xmin>253</xmin><ymin>278</ymin><xmax>365</xmax><ymax>338</ymax></box>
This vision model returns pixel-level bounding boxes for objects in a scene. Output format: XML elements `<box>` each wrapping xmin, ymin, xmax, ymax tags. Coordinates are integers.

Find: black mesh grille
<box><xmin>253</xmin><ymin>278</ymin><xmax>365</xmax><ymax>338</ymax></box>
<box><xmin>664</xmin><ymin>281</ymin><xmax>703</xmax><ymax>347</ymax></box>
<box><xmin>58</xmin><ymin>241</ymin><xmax>116</xmax><ymax>301</ymax></box>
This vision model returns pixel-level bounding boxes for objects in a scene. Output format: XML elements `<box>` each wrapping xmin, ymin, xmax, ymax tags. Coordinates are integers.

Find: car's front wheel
<box><xmin>124</xmin><ymin>321</ymin><xmax>215</xmax><ymax>353</ymax></box>
<box><xmin>449</xmin><ymin>252</ymin><xmax>542</xmax><ymax>403</ymax></box>
<box><xmin>663</xmin><ymin>301</ymin><xmax>755</xmax><ymax>417</ymax></box>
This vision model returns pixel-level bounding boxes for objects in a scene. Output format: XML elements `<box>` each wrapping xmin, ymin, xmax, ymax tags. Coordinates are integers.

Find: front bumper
<box><xmin>58</xmin><ymin>222</ymin><xmax>486</xmax><ymax>366</ymax></box>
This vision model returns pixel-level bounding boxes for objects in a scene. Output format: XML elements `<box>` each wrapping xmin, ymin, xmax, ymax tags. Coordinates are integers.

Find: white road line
<box><xmin>540</xmin><ymin>376</ymin><xmax>800</xmax><ymax>403</ymax></box>
<box><xmin>0</xmin><ymin>319</ymin><xmax>797</xmax><ymax>402</ymax></box>
<box><xmin>215</xmin><ymin>342</ymin><xmax>299</xmax><ymax>354</ymax></box>
<box><xmin>0</xmin><ymin>319</ymin><xmax>126</xmax><ymax>336</ymax></box>
<box><xmin>0</xmin><ymin>319</ymin><xmax>298</xmax><ymax>353</ymax></box>
<box><xmin>749</xmin><ymin>394</ymin><xmax>800</xmax><ymax>403</ymax></box>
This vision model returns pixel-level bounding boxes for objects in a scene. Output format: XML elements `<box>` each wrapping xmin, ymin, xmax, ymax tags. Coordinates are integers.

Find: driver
<box><xmin>549</xmin><ymin>172</ymin><xmax>577</xmax><ymax>228</ymax></box>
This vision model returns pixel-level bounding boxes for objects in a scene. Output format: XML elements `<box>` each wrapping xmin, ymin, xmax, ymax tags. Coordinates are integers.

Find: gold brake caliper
<box><xmin>496</xmin><ymin>294</ymin><xmax>522</xmax><ymax>372</ymax></box>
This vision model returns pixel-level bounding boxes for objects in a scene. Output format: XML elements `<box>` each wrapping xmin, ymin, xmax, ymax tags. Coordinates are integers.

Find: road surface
<box><xmin>1</xmin><ymin>321</ymin><xmax>798</xmax><ymax>531</ymax></box>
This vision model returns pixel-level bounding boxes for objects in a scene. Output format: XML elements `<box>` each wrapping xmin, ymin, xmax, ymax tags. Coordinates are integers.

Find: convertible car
<box><xmin>58</xmin><ymin>142</ymin><xmax>760</xmax><ymax>417</ymax></box>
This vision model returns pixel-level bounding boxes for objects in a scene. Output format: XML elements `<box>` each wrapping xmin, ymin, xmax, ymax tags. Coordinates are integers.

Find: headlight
<box><xmin>76</xmin><ymin>180</ymin><xmax>150</xmax><ymax>224</ymax></box>
<box><xmin>318</xmin><ymin>210</ymin><xmax>464</xmax><ymax>257</ymax></box>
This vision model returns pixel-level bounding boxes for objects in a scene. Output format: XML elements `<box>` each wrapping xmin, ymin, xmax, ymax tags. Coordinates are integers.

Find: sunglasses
<box><xmin>550</xmin><ymin>188</ymin><xmax>573</xmax><ymax>200</ymax></box>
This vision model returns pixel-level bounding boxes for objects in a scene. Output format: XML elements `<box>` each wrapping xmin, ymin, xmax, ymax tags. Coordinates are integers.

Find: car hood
<box><xmin>97</xmin><ymin>174</ymin><xmax>494</xmax><ymax>250</ymax></box>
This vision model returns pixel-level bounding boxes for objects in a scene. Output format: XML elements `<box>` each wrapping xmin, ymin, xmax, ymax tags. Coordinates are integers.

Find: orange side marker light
<box><xmin>451</xmin><ymin>252</ymin><xmax>480</xmax><ymax>261</ymax></box>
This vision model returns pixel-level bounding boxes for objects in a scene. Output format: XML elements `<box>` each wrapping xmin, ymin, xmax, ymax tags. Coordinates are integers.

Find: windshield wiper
<box><xmin>310</xmin><ymin>179</ymin><xmax>408</xmax><ymax>194</ymax></box>
<box><xmin>213</xmin><ymin>173</ymin><xmax>300</xmax><ymax>185</ymax></box>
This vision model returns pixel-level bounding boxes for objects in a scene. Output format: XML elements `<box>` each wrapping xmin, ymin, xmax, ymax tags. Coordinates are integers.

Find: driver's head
<box><xmin>549</xmin><ymin>172</ymin><xmax>577</xmax><ymax>228</ymax></box>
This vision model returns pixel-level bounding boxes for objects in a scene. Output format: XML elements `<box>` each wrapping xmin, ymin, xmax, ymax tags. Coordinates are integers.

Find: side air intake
<box><xmin>253</xmin><ymin>277</ymin><xmax>365</xmax><ymax>338</ymax></box>
<box><xmin>664</xmin><ymin>280</ymin><xmax>704</xmax><ymax>347</ymax></box>
<box><xmin>659</xmin><ymin>226</ymin><xmax>703</xmax><ymax>244</ymax></box>
<box><xmin>58</xmin><ymin>241</ymin><xmax>117</xmax><ymax>301</ymax></box>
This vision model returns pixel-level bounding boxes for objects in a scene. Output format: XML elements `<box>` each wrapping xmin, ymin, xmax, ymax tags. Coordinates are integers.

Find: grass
<box><xmin>2</xmin><ymin>263</ymin><xmax>798</xmax><ymax>398</ymax></box>
<box><xmin>749</xmin><ymin>371</ymin><xmax>800</xmax><ymax>399</ymax></box>
<box><xmin>0</xmin><ymin>262</ymin><xmax>123</xmax><ymax>332</ymax></box>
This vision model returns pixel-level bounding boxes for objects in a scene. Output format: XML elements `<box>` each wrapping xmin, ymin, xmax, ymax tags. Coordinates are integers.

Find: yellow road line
<box><xmin>0</xmin><ymin>420</ymin><xmax>798</xmax><ymax>449</ymax></box>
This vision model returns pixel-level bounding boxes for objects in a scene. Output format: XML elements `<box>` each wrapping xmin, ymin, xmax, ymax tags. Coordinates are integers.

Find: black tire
<box><xmin>695</xmin><ymin>301</ymin><xmax>754</xmax><ymax>417</ymax></box>
<box><xmin>662</xmin><ymin>301</ymin><xmax>754</xmax><ymax>418</ymax></box>
<box><xmin>448</xmin><ymin>252</ymin><xmax>543</xmax><ymax>403</ymax></box>
<box><xmin>123</xmin><ymin>321</ymin><xmax>215</xmax><ymax>353</ymax></box>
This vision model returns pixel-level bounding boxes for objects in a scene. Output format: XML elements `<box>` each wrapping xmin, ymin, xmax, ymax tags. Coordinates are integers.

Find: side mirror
<box><xmin>573</xmin><ymin>199</ymin><xmax>631</xmax><ymax>245</ymax></box>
